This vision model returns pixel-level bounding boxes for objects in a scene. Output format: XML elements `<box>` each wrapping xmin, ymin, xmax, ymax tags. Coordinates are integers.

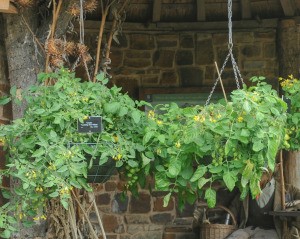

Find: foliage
<box><xmin>279</xmin><ymin>74</ymin><xmax>300</xmax><ymax>150</ymax></box>
<box><xmin>0</xmin><ymin>69</ymin><xmax>148</xmax><ymax>238</ymax></box>
<box><xmin>142</xmin><ymin>76</ymin><xmax>287</xmax><ymax>209</ymax></box>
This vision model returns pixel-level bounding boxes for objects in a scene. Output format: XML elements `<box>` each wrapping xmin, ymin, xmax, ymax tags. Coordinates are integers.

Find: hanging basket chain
<box><xmin>205</xmin><ymin>0</ymin><xmax>244</xmax><ymax>106</ymax></box>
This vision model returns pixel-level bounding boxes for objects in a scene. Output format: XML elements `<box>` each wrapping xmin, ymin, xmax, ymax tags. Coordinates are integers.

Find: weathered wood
<box><xmin>0</xmin><ymin>0</ymin><xmax>17</xmax><ymax>14</ymax></box>
<box><xmin>283</xmin><ymin>151</ymin><xmax>300</xmax><ymax>189</ymax></box>
<box><xmin>279</xmin><ymin>0</ymin><xmax>295</xmax><ymax>16</ymax></box>
<box><xmin>82</xmin><ymin>18</ymin><xmax>278</xmax><ymax>33</ymax></box>
<box><xmin>240</xmin><ymin>0</ymin><xmax>251</xmax><ymax>19</ymax></box>
<box><xmin>152</xmin><ymin>0</ymin><xmax>161</xmax><ymax>22</ymax></box>
<box><xmin>197</xmin><ymin>0</ymin><xmax>205</xmax><ymax>21</ymax></box>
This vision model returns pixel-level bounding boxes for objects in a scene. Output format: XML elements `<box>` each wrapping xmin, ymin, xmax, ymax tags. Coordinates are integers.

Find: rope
<box><xmin>205</xmin><ymin>0</ymin><xmax>244</xmax><ymax>106</ymax></box>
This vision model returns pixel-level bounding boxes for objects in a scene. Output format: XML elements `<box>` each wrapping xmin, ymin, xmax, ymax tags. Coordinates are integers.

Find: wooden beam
<box><xmin>0</xmin><ymin>1</ymin><xmax>18</xmax><ymax>14</ymax></box>
<box><xmin>197</xmin><ymin>0</ymin><xmax>206</xmax><ymax>21</ymax></box>
<box><xmin>279</xmin><ymin>0</ymin><xmax>296</xmax><ymax>17</ymax></box>
<box><xmin>240</xmin><ymin>0</ymin><xmax>251</xmax><ymax>19</ymax></box>
<box><xmin>152</xmin><ymin>0</ymin><xmax>161</xmax><ymax>22</ymax></box>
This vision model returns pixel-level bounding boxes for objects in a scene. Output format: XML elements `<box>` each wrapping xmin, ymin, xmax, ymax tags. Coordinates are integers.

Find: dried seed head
<box><xmin>50</xmin><ymin>57</ymin><xmax>64</xmax><ymax>68</ymax></box>
<box><xmin>65</xmin><ymin>41</ymin><xmax>76</xmax><ymax>56</ymax></box>
<box><xmin>84</xmin><ymin>0</ymin><xmax>98</xmax><ymax>13</ymax></box>
<box><xmin>81</xmin><ymin>53</ymin><xmax>92</xmax><ymax>63</ymax></box>
<box><xmin>46</xmin><ymin>39</ymin><xmax>64</xmax><ymax>56</ymax></box>
<box><xmin>68</xmin><ymin>3</ymin><xmax>80</xmax><ymax>17</ymax></box>
<box><xmin>15</xmin><ymin>0</ymin><xmax>35</xmax><ymax>7</ymax></box>
<box><xmin>77</xmin><ymin>43</ymin><xmax>89</xmax><ymax>55</ymax></box>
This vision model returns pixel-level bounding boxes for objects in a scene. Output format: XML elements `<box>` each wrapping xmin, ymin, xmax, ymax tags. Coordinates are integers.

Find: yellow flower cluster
<box><xmin>237</xmin><ymin>116</ymin><xmax>244</xmax><ymax>123</ymax></box>
<box><xmin>148</xmin><ymin>110</ymin><xmax>155</xmax><ymax>119</ymax></box>
<box><xmin>113</xmin><ymin>153</ymin><xmax>122</xmax><ymax>160</ymax></box>
<box><xmin>175</xmin><ymin>141</ymin><xmax>181</xmax><ymax>148</ymax></box>
<box><xmin>35</xmin><ymin>186</ymin><xmax>43</xmax><ymax>192</ymax></box>
<box><xmin>193</xmin><ymin>115</ymin><xmax>205</xmax><ymax>122</ymax></box>
<box><xmin>279</xmin><ymin>74</ymin><xmax>298</xmax><ymax>89</ymax></box>
<box><xmin>26</xmin><ymin>170</ymin><xmax>37</xmax><ymax>179</ymax></box>
<box><xmin>33</xmin><ymin>215</ymin><xmax>47</xmax><ymax>221</ymax></box>
<box><xmin>60</xmin><ymin>186</ymin><xmax>72</xmax><ymax>196</ymax></box>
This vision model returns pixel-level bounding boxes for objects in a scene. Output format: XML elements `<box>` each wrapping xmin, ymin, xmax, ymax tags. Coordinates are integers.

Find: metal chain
<box><xmin>205</xmin><ymin>0</ymin><xmax>244</xmax><ymax>105</ymax></box>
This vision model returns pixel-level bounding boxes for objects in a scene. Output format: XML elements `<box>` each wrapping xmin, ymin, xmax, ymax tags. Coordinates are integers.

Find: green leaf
<box><xmin>242</xmin><ymin>161</ymin><xmax>254</xmax><ymax>180</ymax></box>
<box><xmin>168</xmin><ymin>157</ymin><xmax>181</xmax><ymax>177</ymax></box>
<box><xmin>223</xmin><ymin>171</ymin><xmax>236</xmax><ymax>191</ymax></box>
<box><xmin>103</xmin><ymin>102</ymin><xmax>120</xmax><ymax>114</ymax></box>
<box><xmin>205</xmin><ymin>188</ymin><xmax>216</xmax><ymax>208</ymax></box>
<box><xmin>190</xmin><ymin>166</ymin><xmax>207</xmax><ymax>182</ymax></box>
<box><xmin>131</xmin><ymin>110</ymin><xmax>141</xmax><ymax>123</ymax></box>
<box><xmin>157</xmin><ymin>135</ymin><xmax>165</xmax><ymax>144</ymax></box>
<box><xmin>243</xmin><ymin>101</ymin><xmax>251</xmax><ymax>113</ymax></box>
<box><xmin>32</xmin><ymin>148</ymin><xmax>45</xmax><ymax>158</ymax></box>
<box><xmin>61</xmin><ymin>199</ymin><xmax>69</xmax><ymax>210</ymax></box>
<box><xmin>181</xmin><ymin>166</ymin><xmax>193</xmax><ymax>180</ymax></box>
<box><xmin>128</xmin><ymin>160</ymin><xmax>138</xmax><ymax>168</ymax></box>
<box><xmin>57</xmin><ymin>165</ymin><xmax>68</xmax><ymax>173</ymax></box>
<box><xmin>143</xmin><ymin>131</ymin><xmax>154</xmax><ymax>144</ymax></box>
<box><xmin>1</xmin><ymin>229</ymin><xmax>11</xmax><ymax>238</ymax></box>
<box><xmin>155</xmin><ymin>172</ymin><xmax>170</xmax><ymax>190</ymax></box>
<box><xmin>253</xmin><ymin>140</ymin><xmax>264</xmax><ymax>152</ymax></box>
<box><xmin>0</xmin><ymin>97</ymin><xmax>11</xmax><ymax>105</ymax></box>
<box><xmin>198</xmin><ymin>177</ymin><xmax>210</xmax><ymax>189</ymax></box>
<box><xmin>49</xmin><ymin>191</ymin><xmax>59</xmax><ymax>197</ymax></box>
<box><xmin>163</xmin><ymin>192</ymin><xmax>171</xmax><ymax>207</ymax></box>
<box><xmin>142</xmin><ymin>154</ymin><xmax>151</xmax><ymax>167</ymax></box>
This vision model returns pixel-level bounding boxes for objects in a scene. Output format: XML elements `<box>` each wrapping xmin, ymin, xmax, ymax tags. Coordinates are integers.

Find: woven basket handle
<box><xmin>206</xmin><ymin>205</ymin><xmax>237</xmax><ymax>226</ymax></box>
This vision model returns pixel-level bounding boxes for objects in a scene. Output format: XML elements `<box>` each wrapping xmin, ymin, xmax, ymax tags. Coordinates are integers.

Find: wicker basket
<box><xmin>199</xmin><ymin>205</ymin><xmax>237</xmax><ymax>239</ymax></box>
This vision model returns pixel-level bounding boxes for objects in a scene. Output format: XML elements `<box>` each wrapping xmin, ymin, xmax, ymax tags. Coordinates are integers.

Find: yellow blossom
<box><xmin>33</xmin><ymin>217</ymin><xmax>40</xmax><ymax>221</ymax></box>
<box><xmin>148</xmin><ymin>110</ymin><xmax>155</xmax><ymax>119</ymax></box>
<box><xmin>175</xmin><ymin>141</ymin><xmax>181</xmax><ymax>148</ymax></box>
<box><xmin>237</xmin><ymin>116</ymin><xmax>243</xmax><ymax>123</ymax></box>
<box><xmin>156</xmin><ymin>120</ymin><xmax>163</xmax><ymax>125</ymax></box>
<box><xmin>40</xmin><ymin>215</ymin><xmax>47</xmax><ymax>220</ymax></box>
<box><xmin>200</xmin><ymin>116</ymin><xmax>205</xmax><ymax>123</ymax></box>
<box><xmin>194</xmin><ymin>115</ymin><xmax>200</xmax><ymax>122</ymax></box>
<box><xmin>156</xmin><ymin>148</ymin><xmax>161</xmax><ymax>154</ymax></box>
<box><xmin>113</xmin><ymin>135</ymin><xmax>119</xmax><ymax>143</ymax></box>
<box><xmin>209</xmin><ymin>117</ymin><xmax>216</xmax><ymax>123</ymax></box>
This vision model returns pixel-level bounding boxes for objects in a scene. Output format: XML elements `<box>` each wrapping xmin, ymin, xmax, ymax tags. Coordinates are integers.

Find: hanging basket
<box><xmin>86</xmin><ymin>156</ymin><xmax>116</xmax><ymax>183</ymax></box>
<box><xmin>199</xmin><ymin>205</ymin><xmax>237</xmax><ymax>239</ymax></box>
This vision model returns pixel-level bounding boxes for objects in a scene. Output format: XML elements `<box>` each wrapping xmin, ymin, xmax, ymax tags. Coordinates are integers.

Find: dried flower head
<box><xmin>50</xmin><ymin>56</ymin><xmax>64</xmax><ymax>68</ymax></box>
<box><xmin>15</xmin><ymin>0</ymin><xmax>35</xmax><ymax>8</ymax></box>
<box><xmin>77</xmin><ymin>43</ymin><xmax>89</xmax><ymax>55</ymax></box>
<box><xmin>68</xmin><ymin>3</ymin><xmax>80</xmax><ymax>17</ymax></box>
<box><xmin>81</xmin><ymin>53</ymin><xmax>92</xmax><ymax>63</ymax></box>
<box><xmin>46</xmin><ymin>39</ymin><xmax>64</xmax><ymax>56</ymax></box>
<box><xmin>65</xmin><ymin>41</ymin><xmax>77</xmax><ymax>56</ymax></box>
<box><xmin>84</xmin><ymin>0</ymin><xmax>98</xmax><ymax>13</ymax></box>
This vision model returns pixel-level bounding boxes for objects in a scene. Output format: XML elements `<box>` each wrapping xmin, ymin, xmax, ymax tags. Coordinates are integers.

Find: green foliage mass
<box><xmin>0</xmin><ymin>72</ymin><xmax>288</xmax><ymax>237</ymax></box>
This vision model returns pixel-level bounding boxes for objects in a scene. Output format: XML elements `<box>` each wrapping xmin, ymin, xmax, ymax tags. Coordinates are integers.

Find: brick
<box><xmin>130</xmin><ymin>34</ymin><xmax>155</xmax><ymax>50</ymax></box>
<box><xmin>212</xmin><ymin>33</ymin><xmax>227</xmax><ymax>46</ymax></box>
<box><xmin>95</xmin><ymin>193</ymin><xmax>111</xmax><ymax>205</ymax></box>
<box><xmin>254</xmin><ymin>31</ymin><xmax>276</xmax><ymax>40</ymax></box>
<box><xmin>91</xmin><ymin>183</ymin><xmax>104</xmax><ymax>191</ymax></box>
<box><xmin>127</xmin><ymin>225</ymin><xmax>164</xmax><ymax>235</ymax></box>
<box><xmin>196</xmin><ymin>39</ymin><xmax>214</xmax><ymax>65</ymax></box>
<box><xmin>125</xmin><ymin>214</ymin><xmax>150</xmax><ymax>224</ymax></box>
<box><xmin>243</xmin><ymin>60</ymin><xmax>266</xmax><ymax>70</ymax></box>
<box><xmin>263</xmin><ymin>43</ymin><xmax>276</xmax><ymax>58</ymax></box>
<box><xmin>153</xmin><ymin>50</ymin><xmax>175</xmax><ymax>68</ymax></box>
<box><xmin>153</xmin><ymin>197</ymin><xmax>174</xmax><ymax>211</ymax></box>
<box><xmin>102</xmin><ymin>214</ymin><xmax>124</xmax><ymax>233</ymax></box>
<box><xmin>180</xmin><ymin>35</ymin><xmax>194</xmax><ymax>48</ymax></box>
<box><xmin>157</xmin><ymin>34</ymin><xmax>179</xmax><ymax>42</ymax></box>
<box><xmin>160</xmin><ymin>71</ymin><xmax>178</xmax><ymax>87</ymax></box>
<box><xmin>129</xmin><ymin>192</ymin><xmax>151</xmax><ymax>213</ymax></box>
<box><xmin>233</xmin><ymin>32</ymin><xmax>254</xmax><ymax>43</ymax></box>
<box><xmin>151</xmin><ymin>213</ymin><xmax>173</xmax><ymax>224</ymax></box>
<box><xmin>179</xmin><ymin>67</ymin><xmax>204</xmax><ymax>87</ymax></box>
<box><xmin>176</xmin><ymin>50</ymin><xmax>193</xmax><ymax>65</ymax></box>
<box><xmin>105</xmin><ymin>181</ymin><xmax>117</xmax><ymax>191</ymax></box>
<box><xmin>162</xmin><ymin>232</ymin><xmax>176</xmax><ymax>239</ymax></box>
<box><xmin>204</xmin><ymin>65</ymin><xmax>215</xmax><ymax>85</ymax></box>
<box><xmin>114</xmin><ymin>77</ymin><xmax>140</xmax><ymax>99</ymax></box>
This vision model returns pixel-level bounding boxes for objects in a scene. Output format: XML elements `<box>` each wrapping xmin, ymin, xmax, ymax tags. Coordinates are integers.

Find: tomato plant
<box><xmin>142</xmin><ymin>76</ymin><xmax>287</xmax><ymax>209</ymax></box>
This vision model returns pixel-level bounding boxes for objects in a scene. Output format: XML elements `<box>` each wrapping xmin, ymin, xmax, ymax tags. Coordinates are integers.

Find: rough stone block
<box><xmin>263</xmin><ymin>43</ymin><xmax>276</xmax><ymax>58</ymax></box>
<box><xmin>123</xmin><ymin>58</ymin><xmax>152</xmax><ymax>68</ymax></box>
<box><xmin>180</xmin><ymin>35</ymin><xmax>194</xmax><ymax>48</ymax></box>
<box><xmin>179</xmin><ymin>67</ymin><xmax>204</xmax><ymax>87</ymax></box>
<box><xmin>151</xmin><ymin>213</ymin><xmax>173</xmax><ymax>224</ymax></box>
<box><xmin>112</xmin><ymin>34</ymin><xmax>128</xmax><ymax>48</ymax></box>
<box><xmin>105</xmin><ymin>181</ymin><xmax>117</xmax><ymax>191</ymax></box>
<box><xmin>142</xmin><ymin>75</ymin><xmax>160</xmax><ymax>86</ymax></box>
<box><xmin>157</xmin><ymin>40</ymin><xmax>178</xmax><ymax>48</ymax></box>
<box><xmin>196</xmin><ymin>39</ymin><xmax>214</xmax><ymax>65</ymax></box>
<box><xmin>112</xmin><ymin>193</ymin><xmax>128</xmax><ymax>213</ymax></box>
<box><xmin>102</xmin><ymin>214</ymin><xmax>124</xmax><ymax>233</ymax></box>
<box><xmin>160</xmin><ymin>71</ymin><xmax>178</xmax><ymax>87</ymax></box>
<box><xmin>153</xmin><ymin>50</ymin><xmax>175</xmax><ymax>68</ymax></box>
<box><xmin>127</xmin><ymin>224</ymin><xmax>164</xmax><ymax>235</ymax></box>
<box><xmin>130</xmin><ymin>34</ymin><xmax>155</xmax><ymax>50</ymax></box>
<box><xmin>129</xmin><ymin>192</ymin><xmax>151</xmax><ymax>213</ymax></box>
<box><xmin>254</xmin><ymin>31</ymin><xmax>276</xmax><ymax>40</ymax></box>
<box><xmin>153</xmin><ymin>197</ymin><xmax>174</xmax><ymax>212</ymax></box>
<box><xmin>125</xmin><ymin>50</ymin><xmax>151</xmax><ymax>59</ymax></box>
<box><xmin>125</xmin><ymin>214</ymin><xmax>150</xmax><ymax>224</ymax></box>
<box><xmin>96</xmin><ymin>193</ymin><xmax>111</xmax><ymax>205</ymax></box>
<box><xmin>243</xmin><ymin>60</ymin><xmax>266</xmax><ymax>70</ymax></box>
<box><xmin>99</xmin><ymin>235</ymin><xmax>118</xmax><ymax>239</ymax></box>
<box><xmin>110</xmin><ymin>50</ymin><xmax>124</xmax><ymax>68</ymax></box>
<box><xmin>241</xmin><ymin>45</ymin><xmax>261</xmax><ymax>58</ymax></box>
<box><xmin>212</xmin><ymin>33</ymin><xmax>227</xmax><ymax>46</ymax></box>
<box><xmin>233</xmin><ymin>32</ymin><xmax>254</xmax><ymax>43</ymax></box>
<box><xmin>114</xmin><ymin>77</ymin><xmax>140</xmax><ymax>99</ymax></box>
<box><xmin>131</xmin><ymin>231</ymin><xmax>163</xmax><ymax>239</ymax></box>
<box><xmin>176</xmin><ymin>50</ymin><xmax>193</xmax><ymax>65</ymax></box>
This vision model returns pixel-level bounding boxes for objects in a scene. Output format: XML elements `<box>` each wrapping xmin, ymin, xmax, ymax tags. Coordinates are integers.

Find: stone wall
<box><xmin>85</xmin><ymin>28</ymin><xmax>278</xmax><ymax>99</ymax></box>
